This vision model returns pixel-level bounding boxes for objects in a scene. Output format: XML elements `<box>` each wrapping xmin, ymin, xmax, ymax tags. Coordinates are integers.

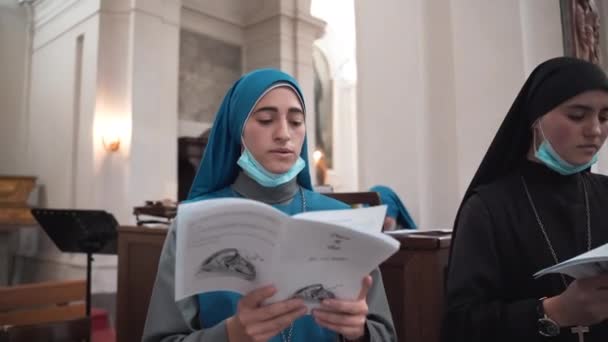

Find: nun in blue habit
<box><xmin>369</xmin><ymin>185</ymin><xmax>417</xmax><ymax>230</ymax></box>
<box><xmin>143</xmin><ymin>69</ymin><xmax>396</xmax><ymax>342</ymax></box>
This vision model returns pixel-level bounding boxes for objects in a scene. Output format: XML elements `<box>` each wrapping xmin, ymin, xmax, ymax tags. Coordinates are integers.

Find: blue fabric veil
<box><xmin>187</xmin><ymin>68</ymin><xmax>313</xmax><ymax>200</ymax></box>
<box><xmin>370</xmin><ymin>185</ymin><xmax>417</xmax><ymax>229</ymax></box>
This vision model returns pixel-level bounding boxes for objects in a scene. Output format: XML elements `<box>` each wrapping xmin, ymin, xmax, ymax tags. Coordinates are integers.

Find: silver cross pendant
<box><xmin>571</xmin><ymin>325</ymin><xmax>589</xmax><ymax>342</ymax></box>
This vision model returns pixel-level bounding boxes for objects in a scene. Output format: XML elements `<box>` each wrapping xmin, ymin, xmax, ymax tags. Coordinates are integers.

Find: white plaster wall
<box><xmin>28</xmin><ymin>1</ymin><xmax>100</xmax><ymax>210</ymax></box>
<box><xmin>449</xmin><ymin>1</ymin><xmax>527</xmax><ymax>196</ymax></box>
<box><xmin>327</xmin><ymin>80</ymin><xmax>358</xmax><ymax>191</ymax></box>
<box><xmin>355</xmin><ymin>0</ymin><xmax>564</xmax><ymax>228</ymax></box>
<box><xmin>90</xmin><ymin>0</ymin><xmax>180</xmax><ymax>225</ymax></box>
<box><xmin>26</xmin><ymin>0</ymin><xmax>105</xmax><ymax>288</ymax></box>
<box><xmin>355</xmin><ymin>0</ymin><xmax>425</xmax><ymax>224</ymax></box>
<box><xmin>416</xmin><ymin>0</ymin><xmax>460</xmax><ymax>228</ymax></box>
<box><xmin>92</xmin><ymin>8</ymin><xmax>133</xmax><ymax>224</ymax></box>
<box><xmin>519</xmin><ymin>0</ymin><xmax>564</xmax><ymax>75</ymax></box>
<box><xmin>23</xmin><ymin>0</ymin><xmax>180</xmax><ymax>293</ymax></box>
<box><xmin>0</xmin><ymin>1</ymin><xmax>31</xmax><ymax>175</ymax></box>
<box><xmin>592</xmin><ymin>1</ymin><xmax>608</xmax><ymax>174</ymax></box>
<box><xmin>127</xmin><ymin>4</ymin><xmax>180</xmax><ymax>213</ymax></box>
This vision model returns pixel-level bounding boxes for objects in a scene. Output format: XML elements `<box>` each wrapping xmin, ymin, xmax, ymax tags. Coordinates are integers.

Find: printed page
<box><xmin>293</xmin><ymin>205</ymin><xmax>387</xmax><ymax>235</ymax></box>
<box><xmin>175</xmin><ymin>198</ymin><xmax>287</xmax><ymax>301</ymax></box>
<box><xmin>535</xmin><ymin>242</ymin><xmax>608</xmax><ymax>279</ymax></box>
<box><xmin>270</xmin><ymin>218</ymin><xmax>400</xmax><ymax>308</ymax></box>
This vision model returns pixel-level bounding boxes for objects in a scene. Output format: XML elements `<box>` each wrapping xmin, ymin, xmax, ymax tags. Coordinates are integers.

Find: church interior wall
<box><xmin>356</xmin><ymin>0</ymin><xmax>564</xmax><ymax>229</ymax></box>
<box><xmin>592</xmin><ymin>1</ymin><xmax>608</xmax><ymax>172</ymax></box>
<box><xmin>0</xmin><ymin>1</ymin><xmax>29</xmax><ymax>176</ymax></box>
<box><xmin>17</xmin><ymin>0</ymin><xmax>114</xmax><ymax>292</ymax></box>
<box><xmin>3</xmin><ymin>0</ymin><xmax>604</xmax><ymax>328</ymax></box>
<box><xmin>179</xmin><ymin>2</ymin><xmax>244</xmax><ymax>136</ymax></box>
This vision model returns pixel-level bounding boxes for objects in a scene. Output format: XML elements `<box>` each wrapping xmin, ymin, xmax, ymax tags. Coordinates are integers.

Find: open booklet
<box><xmin>534</xmin><ymin>242</ymin><xmax>608</xmax><ymax>279</ymax></box>
<box><xmin>174</xmin><ymin>198</ymin><xmax>400</xmax><ymax>306</ymax></box>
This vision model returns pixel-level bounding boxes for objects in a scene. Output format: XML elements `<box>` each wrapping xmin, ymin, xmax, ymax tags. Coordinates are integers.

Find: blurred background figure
<box><xmin>370</xmin><ymin>185</ymin><xmax>417</xmax><ymax>231</ymax></box>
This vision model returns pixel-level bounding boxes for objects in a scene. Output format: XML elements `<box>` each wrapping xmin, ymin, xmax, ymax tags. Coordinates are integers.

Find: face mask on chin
<box><xmin>236</xmin><ymin>144</ymin><xmax>305</xmax><ymax>187</ymax></box>
<box><xmin>533</xmin><ymin>120</ymin><xmax>599</xmax><ymax>175</ymax></box>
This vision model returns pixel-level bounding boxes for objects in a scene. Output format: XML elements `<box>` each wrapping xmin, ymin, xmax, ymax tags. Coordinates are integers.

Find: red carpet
<box><xmin>91</xmin><ymin>308</ymin><xmax>115</xmax><ymax>342</ymax></box>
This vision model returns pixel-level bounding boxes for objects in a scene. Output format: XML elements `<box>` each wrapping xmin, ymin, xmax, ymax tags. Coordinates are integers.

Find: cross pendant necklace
<box><xmin>572</xmin><ymin>326</ymin><xmax>590</xmax><ymax>342</ymax></box>
<box><xmin>280</xmin><ymin>323</ymin><xmax>294</xmax><ymax>342</ymax></box>
<box><xmin>522</xmin><ymin>175</ymin><xmax>592</xmax><ymax>341</ymax></box>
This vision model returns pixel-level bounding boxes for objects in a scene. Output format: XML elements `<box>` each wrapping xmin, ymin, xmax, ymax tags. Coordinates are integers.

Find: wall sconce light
<box><xmin>94</xmin><ymin>114</ymin><xmax>130</xmax><ymax>155</ymax></box>
<box><xmin>102</xmin><ymin>135</ymin><xmax>121</xmax><ymax>152</ymax></box>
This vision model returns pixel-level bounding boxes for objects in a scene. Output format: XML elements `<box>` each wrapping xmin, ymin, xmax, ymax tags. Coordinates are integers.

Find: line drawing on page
<box><xmin>290</xmin><ymin>284</ymin><xmax>336</xmax><ymax>302</ymax></box>
<box><xmin>198</xmin><ymin>248</ymin><xmax>257</xmax><ymax>281</ymax></box>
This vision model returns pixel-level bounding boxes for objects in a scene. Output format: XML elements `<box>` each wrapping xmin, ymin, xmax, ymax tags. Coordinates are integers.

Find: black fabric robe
<box><xmin>443</xmin><ymin>160</ymin><xmax>608</xmax><ymax>341</ymax></box>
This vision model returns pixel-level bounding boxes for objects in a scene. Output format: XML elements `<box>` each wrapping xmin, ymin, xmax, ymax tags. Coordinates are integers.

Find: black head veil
<box><xmin>449</xmin><ymin>57</ymin><xmax>608</xmax><ymax>263</ymax></box>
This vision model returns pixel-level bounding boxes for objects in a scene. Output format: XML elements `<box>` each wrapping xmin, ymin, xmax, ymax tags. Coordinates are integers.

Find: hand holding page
<box><xmin>174</xmin><ymin>198</ymin><xmax>400</xmax><ymax>306</ymax></box>
<box><xmin>534</xmin><ymin>242</ymin><xmax>608</xmax><ymax>279</ymax></box>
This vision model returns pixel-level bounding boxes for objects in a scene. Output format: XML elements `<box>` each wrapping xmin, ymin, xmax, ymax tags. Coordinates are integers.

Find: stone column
<box><xmin>96</xmin><ymin>0</ymin><xmax>181</xmax><ymax>223</ymax></box>
<box><xmin>89</xmin><ymin>0</ymin><xmax>181</xmax><ymax>293</ymax></box>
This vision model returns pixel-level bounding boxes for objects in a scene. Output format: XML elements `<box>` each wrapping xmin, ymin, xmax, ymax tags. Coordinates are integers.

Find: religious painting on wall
<box><xmin>560</xmin><ymin>0</ymin><xmax>601</xmax><ymax>65</ymax></box>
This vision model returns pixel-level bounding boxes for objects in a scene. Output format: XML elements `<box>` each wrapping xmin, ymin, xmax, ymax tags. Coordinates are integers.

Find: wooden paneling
<box><xmin>381</xmin><ymin>231</ymin><xmax>451</xmax><ymax>342</ymax></box>
<box><xmin>116</xmin><ymin>227</ymin><xmax>167</xmax><ymax>342</ymax></box>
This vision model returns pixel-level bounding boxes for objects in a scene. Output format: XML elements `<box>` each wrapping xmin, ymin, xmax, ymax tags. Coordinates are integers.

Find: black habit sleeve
<box><xmin>443</xmin><ymin>194</ymin><xmax>541</xmax><ymax>342</ymax></box>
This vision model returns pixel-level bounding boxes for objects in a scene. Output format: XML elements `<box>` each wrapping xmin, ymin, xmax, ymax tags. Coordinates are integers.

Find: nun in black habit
<box><xmin>443</xmin><ymin>57</ymin><xmax>608</xmax><ymax>342</ymax></box>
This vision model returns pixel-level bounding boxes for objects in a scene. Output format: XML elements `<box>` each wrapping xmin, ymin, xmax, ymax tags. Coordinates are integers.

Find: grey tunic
<box><xmin>142</xmin><ymin>174</ymin><xmax>397</xmax><ymax>341</ymax></box>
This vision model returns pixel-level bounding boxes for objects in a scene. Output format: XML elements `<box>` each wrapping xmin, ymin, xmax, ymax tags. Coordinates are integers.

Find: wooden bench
<box><xmin>0</xmin><ymin>317</ymin><xmax>90</xmax><ymax>342</ymax></box>
<box><xmin>0</xmin><ymin>279</ymin><xmax>90</xmax><ymax>341</ymax></box>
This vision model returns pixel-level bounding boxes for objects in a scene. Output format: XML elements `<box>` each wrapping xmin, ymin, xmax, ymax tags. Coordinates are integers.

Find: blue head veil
<box><xmin>370</xmin><ymin>185</ymin><xmax>417</xmax><ymax>229</ymax></box>
<box><xmin>187</xmin><ymin>68</ymin><xmax>313</xmax><ymax>200</ymax></box>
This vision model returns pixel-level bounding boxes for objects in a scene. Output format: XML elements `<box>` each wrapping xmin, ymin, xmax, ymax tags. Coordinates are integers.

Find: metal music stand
<box><xmin>30</xmin><ymin>209</ymin><xmax>118</xmax><ymax>317</ymax></box>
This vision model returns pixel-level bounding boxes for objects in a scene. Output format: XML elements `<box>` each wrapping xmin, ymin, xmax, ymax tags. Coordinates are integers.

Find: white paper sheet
<box><xmin>174</xmin><ymin>198</ymin><xmax>400</xmax><ymax>307</ymax></box>
<box><xmin>535</xmin><ymin>243</ymin><xmax>608</xmax><ymax>279</ymax></box>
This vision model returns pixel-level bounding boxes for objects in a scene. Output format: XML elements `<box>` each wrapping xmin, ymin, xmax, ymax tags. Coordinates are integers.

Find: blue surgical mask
<box><xmin>237</xmin><ymin>146</ymin><xmax>306</xmax><ymax>187</ymax></box>
<box><xmin>534</xmin><ymin>122</ymin><xmax>598</xmax><ymax>175</ymax></box>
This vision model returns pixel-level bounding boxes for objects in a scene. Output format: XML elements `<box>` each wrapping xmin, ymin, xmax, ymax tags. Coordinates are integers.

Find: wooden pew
<box><xmin>116</xmin><ymin>226</ymin><xmax>451</xmax><ymax>342</ymax></box>
<box><xmin>0</xmin><ymin>279</ymin><xmax>90</xmax><ymax>342</ymax></box>
<box><xmin>324</xmin><ymin>191</ymin><xmax>381</xmax><ymax>206</ymax></box>
<box><xmin>1</xmin><ymin>317</ymin><xmax>90</xmax><ymax>342</ymax></box>
<box><xmin>382</xmin><ymin>230</ymin><xmax>451</xmax><ymax>342</ymax></box>
<box><xmin>116</xmin><ymin>227</ymin><xmax>167</xmax><ymax>342</ymax></box>
<box><xmin>0</xmin><ymin>280</ymin><xmax>86</xmax><ymax>326</ymax></box>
